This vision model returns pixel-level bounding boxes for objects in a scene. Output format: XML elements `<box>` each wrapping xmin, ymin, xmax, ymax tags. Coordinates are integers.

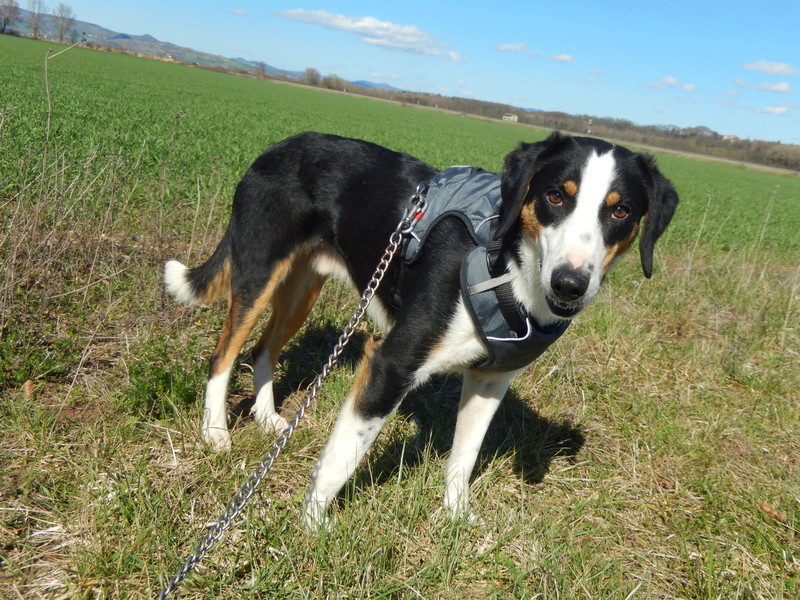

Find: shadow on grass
<box><xmin>229</xmin><ymin>323</ymin><xmax>367</xmax><ymax>421</ymax></box>
<box><xmin>230</xmin><ymin>324</ymin><xmax>584</xmax><ymax>491</ymax></box>
<box><xmin>384</xmin><ymin>378</ymin><xmax>585</xmax><ymax>487</ymax></box>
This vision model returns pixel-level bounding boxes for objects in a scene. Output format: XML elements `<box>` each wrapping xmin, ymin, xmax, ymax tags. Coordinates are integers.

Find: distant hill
<box><xmin>10</xmin><ymin>9</ymin><xmax>390</xmax><ymax>87</ymax></box>
<box><xmin>351</xmin><ymin>80</ymin><xmax>403</xmax><ymax>93</ymax></box>
<box><xmin>13</xmin><ymin>9</ymin><xmax>266</xmax><ymax>73</ymax></box>
<box><xmin>230</xmin><ymin>57</ymin><xmax>303</xmax><ymax>79</ymax></box>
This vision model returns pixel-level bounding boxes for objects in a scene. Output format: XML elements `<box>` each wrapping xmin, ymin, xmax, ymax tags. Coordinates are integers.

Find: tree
<box><xmin>321</xmin><ymin>74</ymin><xmax>344</xmax><ymax>91</ymax></box>
<box><xmin>54</xmin><ymin>2</ymin><xmax>74</xmax><ymax>41</ymax></box>
<box><xmin>26</xmin><ymin>0</ymin><xmax>45</xmax><ymax>38</ymax></box>
<box><xmin>0</xmin><ymin>0</ymin><xmax>20</xmax><ymax>34</ymax></box>
<box><xmin>303</xmin><ymin>67</ymin><xmax>320</xmax><ymax>86</ymax></box>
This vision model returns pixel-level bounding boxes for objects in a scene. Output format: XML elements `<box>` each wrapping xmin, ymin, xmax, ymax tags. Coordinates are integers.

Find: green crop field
<box><xmin>2</xmin><ymin>34</ymin><xmax>798</xmax><ymax>599</ymax></box>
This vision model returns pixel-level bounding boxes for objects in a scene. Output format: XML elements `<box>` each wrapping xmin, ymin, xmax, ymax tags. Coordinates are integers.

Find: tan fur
<box><xmin>563</xmin><ymin>180</ymin><xmax>578</xmax><ymax>196</ymax></box>
<box><xmin>352</xmin><ymin>337</ymin><xmax>381</xmax><ymax>412</ymax></box>
<box><xmin>605</xmin><ymin>190</ymin><xmax>622</xmax><ymax>207</ymax></box>
<box><xmin>602</xmin><ymin>223</ymin><xmax>639</xmax><ymax>273</ymax></box>
<box><xmin>209</xmin><ymin>256</ymin><xmax>294</xmax><ymax>376</ymax></box>
<box><xmin>253</xmin><ymin>249</ymin><xmax>327</xmax><ymax>366</ymax></box>
<box><xmin>197</xmin><ymin>258</ymin><xmax>232</xmax><ymax>305</ymax></box>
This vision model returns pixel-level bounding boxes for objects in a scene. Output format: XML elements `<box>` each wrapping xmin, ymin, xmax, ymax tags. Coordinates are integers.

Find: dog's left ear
<box><xmin>494</xmin><ymin>132</ymin><xmax>569</xmax><ymax>240</ymax></box>
<box><xmin>636</xmin><ymin>154</ymin><xmax>679</xmax><ymax>278</ymax></box>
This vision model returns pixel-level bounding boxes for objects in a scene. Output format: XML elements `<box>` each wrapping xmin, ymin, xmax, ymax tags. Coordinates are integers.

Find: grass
<box><xmin>1</xmin><ymin>35</ymin><xmax>799</xmax><ymax>599</ymax></box>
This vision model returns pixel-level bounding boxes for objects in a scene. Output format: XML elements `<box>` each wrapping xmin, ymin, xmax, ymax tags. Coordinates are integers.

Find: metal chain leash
<box><xmin>155</xmin><ymin>187</ymin><xmax>427</xmax><ymax>599</ymax></box>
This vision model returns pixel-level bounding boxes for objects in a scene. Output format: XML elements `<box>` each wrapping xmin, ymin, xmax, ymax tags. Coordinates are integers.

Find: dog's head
<box><xmin>496</xmin><ymin>131</ymin><xmax>679</xmax><ymax>320</ymax></box>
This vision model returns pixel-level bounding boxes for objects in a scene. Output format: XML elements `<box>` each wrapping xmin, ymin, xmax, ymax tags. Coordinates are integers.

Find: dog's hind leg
<box><xmin>443</xmin><ymin>369</ymin><xmax>516</xmax><ymax>519</ymax></box>
<box><xmin>250</xmin><ymin>250</ymin><xmax>327</xmax><ymax>435</ymax></box>
<box><xmin>202</xmin><ymin>256</ymin><xmax>295</xmax><ymax>449</ymax></box>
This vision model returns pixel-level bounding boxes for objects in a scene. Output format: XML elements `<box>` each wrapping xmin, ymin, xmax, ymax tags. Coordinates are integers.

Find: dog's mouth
<box><xmin>545</xmin><ymin>296</ymin><xmax>583</xmax><ymax>319</ymax></box>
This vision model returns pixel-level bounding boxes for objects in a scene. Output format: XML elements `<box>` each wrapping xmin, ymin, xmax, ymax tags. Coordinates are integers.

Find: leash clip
<box><xmin>397</xmin><ymin>182</ymin><xmax>429</xmax><ymax>235</ymax></box>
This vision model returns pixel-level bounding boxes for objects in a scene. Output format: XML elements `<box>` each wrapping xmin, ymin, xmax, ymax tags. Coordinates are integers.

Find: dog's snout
<box><xmin>551</xmin><ymin>266</ymin><xmax>590</xmax><ymax>302</ymax></box>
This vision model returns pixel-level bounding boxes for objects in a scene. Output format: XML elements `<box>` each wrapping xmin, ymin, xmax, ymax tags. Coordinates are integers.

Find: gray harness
<box><xmin>400</xmin><ymin>166</ymin><xmax>569</xmax><ymax>372</ymax></box>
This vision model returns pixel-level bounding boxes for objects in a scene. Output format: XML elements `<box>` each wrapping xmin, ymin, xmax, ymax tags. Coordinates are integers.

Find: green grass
<box><xmin>1</xmin><ymin>35</ymin><xmax>798</xmax><ymax>599</ymax></box>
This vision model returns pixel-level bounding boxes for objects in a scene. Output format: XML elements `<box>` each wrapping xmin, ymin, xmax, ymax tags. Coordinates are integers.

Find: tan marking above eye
<box><xmin>563</xmin><ymin>180</ymin><xmax>578</xmax><ymax>196</ymax></box>
<box><xmin>605</xmin><ymin>191</ymin><xmax>622</xmax><ymax>206</ymax></box>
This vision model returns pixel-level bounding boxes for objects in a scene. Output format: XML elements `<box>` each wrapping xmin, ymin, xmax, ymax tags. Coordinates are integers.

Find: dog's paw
<box><xmin>202</xmin><ymin>426</ymin><xmax>232</xmax><ymax>451</ymax></box>
<box><xmin>254</xmin><ymin>411</ymin><xmax>290</xmax><ymax>435</ymax></box>
<box><xmin>302</xmin><ymin>498</ymin><xmax>330</xmax><ymax>530</ymax></box>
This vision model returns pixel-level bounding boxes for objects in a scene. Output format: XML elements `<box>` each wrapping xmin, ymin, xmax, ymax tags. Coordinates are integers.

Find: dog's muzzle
<box><xmin>547</xmin><ymin>266</ymin><xmax>590</xmax><ymax>318</ymax></box>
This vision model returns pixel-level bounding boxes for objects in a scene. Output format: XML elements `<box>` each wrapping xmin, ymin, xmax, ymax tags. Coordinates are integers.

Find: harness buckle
<box><xmin>397</xmin><ymin>182</ymin><xmax>429</xmax><ymax>235</ymax></box>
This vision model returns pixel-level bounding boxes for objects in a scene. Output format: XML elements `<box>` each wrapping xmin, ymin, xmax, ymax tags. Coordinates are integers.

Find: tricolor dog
<box><xmin>164</xmin><ymin>131</ymin><xmax>678</xmax><ymax>525</ymax></box>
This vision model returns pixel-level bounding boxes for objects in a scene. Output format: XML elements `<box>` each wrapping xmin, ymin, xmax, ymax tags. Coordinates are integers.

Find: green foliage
<box><xmin>122</xmin><ymin>335</ymin><xmax>206</xmax><ymax>420</ymax></box>
<box><xmin>0</xmin><ymin>318</ymin><xmax>78</xmax><ymax>389</ymax></box>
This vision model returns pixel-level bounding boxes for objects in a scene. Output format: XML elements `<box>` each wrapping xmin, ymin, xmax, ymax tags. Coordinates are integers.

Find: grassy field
<box><xmin>2</xmin><ymin>34</ymin><xmax>798</xmax><ymax>599</ymax></box>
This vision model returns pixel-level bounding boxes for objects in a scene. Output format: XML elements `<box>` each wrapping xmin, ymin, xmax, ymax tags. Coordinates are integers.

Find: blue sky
<box><xmin>66</xmin><ymin>1</ymin><xmax>800</xmax><ymax>144</ymax></box>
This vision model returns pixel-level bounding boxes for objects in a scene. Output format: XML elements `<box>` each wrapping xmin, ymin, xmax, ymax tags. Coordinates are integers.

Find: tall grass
<box><xmin>1</xmin><ymin>35</ymin><xmax>798</xmax><ymax>599</ymax></box>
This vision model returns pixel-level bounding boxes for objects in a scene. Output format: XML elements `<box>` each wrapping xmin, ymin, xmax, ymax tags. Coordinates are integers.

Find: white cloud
<box><xmin>743</xmin><ymin>60</ymin><xmax>800</xmax><ymax>76</ymax></box>
<box><xmin>227</xmin><ymin>9</ymin><xmax>247</xmax><ymax>16</ymax></box>
<box><xmin>643</xmin><ymin>76</ymin><xmax>695</xmax><ymax>92</ymax></box>
<box><xmin>275</xmin><ymin>9</ymin><xmax>464</xmax><ymax>61</ymax></box>
<box><xmin>550</xmin><ymin>54</ymin><xmax>575</xmax><ymax>63</ymax></box>
<box><xmin>734</xmin><ymin>79</ymin><xmax>793</xmax><ymax>93</ymax></box>
<box><xmin>759</xmin><ymin>105</ymin><xmax>790</xmax><ymax>115</ymax></box>
<box><xmin>645</xmin><ymin>76</ymin><xmax>679</xmax><ymax>90</ymax></box>
<box><xmin>497</xmin><ymin>42</ymin><xmax>539</xmax><ymax>56</ymax></box>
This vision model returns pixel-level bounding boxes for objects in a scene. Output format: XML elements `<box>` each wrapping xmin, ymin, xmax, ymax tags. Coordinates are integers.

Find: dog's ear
<box><xmin>636</xmin><ymin>154</ymin><xmax>679</xmax><ymax>278</ymax></box>
<box><xmin>494</xmin><ymin>131</ymin><xmax>569</xmax><ymax>240</ymax></box>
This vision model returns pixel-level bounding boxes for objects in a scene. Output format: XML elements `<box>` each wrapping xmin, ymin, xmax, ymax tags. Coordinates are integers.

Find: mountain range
<box><xmin>11</xmin><ymin>9</ymin><xmax>402</xmax><ymax>91</ymax></box>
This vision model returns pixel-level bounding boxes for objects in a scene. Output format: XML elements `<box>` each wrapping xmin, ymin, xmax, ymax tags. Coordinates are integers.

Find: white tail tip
<box><xmin>164</xmin><ymin>260</ymin><xmax>200</xmax><ymax>306</ymax></box>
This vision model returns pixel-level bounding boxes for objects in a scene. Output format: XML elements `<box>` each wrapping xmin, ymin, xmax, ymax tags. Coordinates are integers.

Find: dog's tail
<box><xmin>164</xmin><ymin>229</ymin><xmax>232</xmax><ymax>307</ymax></box>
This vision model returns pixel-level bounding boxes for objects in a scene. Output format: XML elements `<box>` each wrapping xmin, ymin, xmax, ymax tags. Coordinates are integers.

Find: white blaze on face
<box><xmin>539</xmin><ymin>149</ymin><xmax>617</xmax><ymax>300</ymax></box>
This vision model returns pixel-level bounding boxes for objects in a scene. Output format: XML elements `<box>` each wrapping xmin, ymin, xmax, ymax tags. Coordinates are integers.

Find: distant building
<box><xmin>502</xmin><ymin>114</ymin><xmax>518</xmax><ymax>123</ymax></box>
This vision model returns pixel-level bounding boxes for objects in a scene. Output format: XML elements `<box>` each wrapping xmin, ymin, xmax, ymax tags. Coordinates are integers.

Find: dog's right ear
<box><xmin>494</xmin><ymin>131</ymin><xmax>568</xmax><ymax>240</ymax></box>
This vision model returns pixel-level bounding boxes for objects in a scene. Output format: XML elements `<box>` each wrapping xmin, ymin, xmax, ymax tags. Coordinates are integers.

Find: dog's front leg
<box><xmin>303</xmin><ymin>394</ymin><xmax>385</xmax><ymax>527</ymax></box>
<box><xmin>303</xmin><ymin>338</ymin><xmax>405</xmax><ymax>527</ymax></box>
<box><xmin>444</xmin><ymin>369</ymin><xmax>517</xmax><ymax>519</ymax></box>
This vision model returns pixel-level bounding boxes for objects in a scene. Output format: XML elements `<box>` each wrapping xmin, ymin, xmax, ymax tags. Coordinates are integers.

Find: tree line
<box><xmin>291</xmin><ymin>68</ymin><xmax>800</xmax><ymax>172</ymax></box>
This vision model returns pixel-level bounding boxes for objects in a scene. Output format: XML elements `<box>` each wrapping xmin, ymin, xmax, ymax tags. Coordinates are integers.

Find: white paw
<box><xmin>202</xmin><ymin>426</ymin><xmax>232</xmax><ymax>451</ymax></box>
<box><xmin>254</xmin><ymin>411</ymin><xmax>290</xmax><ymax>435</ymax></box>
<box><xmin>302</xmin><ymin>497</ymin><xmax>329</xmax><ymax>530</ymax></box>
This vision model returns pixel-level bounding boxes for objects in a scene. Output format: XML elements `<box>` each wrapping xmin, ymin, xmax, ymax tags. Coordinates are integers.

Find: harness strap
<box><xmin>495</xmin><ymin>277</ymin><xmax>528</xmax><ymax>336</ymax></box>
<box><xmin>467</xmin><ymin>272</ymin><xmax>513</xmax><ymax>295</ymax></box>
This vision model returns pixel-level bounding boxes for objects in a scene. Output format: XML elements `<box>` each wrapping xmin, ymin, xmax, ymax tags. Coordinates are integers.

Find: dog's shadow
<box><xmin>233</xmin><ymin>325</ymin><xmax>585</xmax><ymax>494</ymax></box>
<box><xmin>370</xmin><ymin>378</ymin><xmax>585</xmax><ymax>490</ymax></box>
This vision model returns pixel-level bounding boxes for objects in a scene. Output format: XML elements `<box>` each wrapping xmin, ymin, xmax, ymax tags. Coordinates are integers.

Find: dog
<box><xmin>164</xmin><ymin>131</ymin><xmax>679</xmax><ymax>525</ymax></box>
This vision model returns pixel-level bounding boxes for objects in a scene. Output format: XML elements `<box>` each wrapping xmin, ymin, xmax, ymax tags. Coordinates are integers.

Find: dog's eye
<box><xmin>546</xmin><ymin>191</ymin><xmax>563</xmax><ymax>205</ymax></box>
<box><xmin>612</xmin><ymin>206</ymin><xmax>630</xmax><ymax>219</ymax></box>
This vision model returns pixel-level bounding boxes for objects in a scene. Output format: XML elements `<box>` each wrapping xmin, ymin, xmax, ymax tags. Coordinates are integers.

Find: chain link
<box><xmin>155</xmin><ymin>193</ymin><xmax>424</xmax><ymax>599</ymax></box>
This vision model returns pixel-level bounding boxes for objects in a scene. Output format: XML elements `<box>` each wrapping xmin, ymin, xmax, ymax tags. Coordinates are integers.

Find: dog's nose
<box><xmin>551</xmin><ymin>267</ymin><xmax>590</xmax><ymax>302</ymax></box>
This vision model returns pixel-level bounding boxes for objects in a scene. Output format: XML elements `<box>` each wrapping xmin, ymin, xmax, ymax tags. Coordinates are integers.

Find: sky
<box><xmin>63</xmin><ymin>1</ymin><xmax>800</xmax><ymax>145</ymax></box>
